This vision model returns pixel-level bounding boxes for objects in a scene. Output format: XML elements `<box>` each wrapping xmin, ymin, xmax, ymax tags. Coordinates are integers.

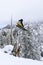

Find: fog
<box><xmin>0</xmin><ymin>0</ymin><xmax>43</xmax><ymax>28</ymax></box>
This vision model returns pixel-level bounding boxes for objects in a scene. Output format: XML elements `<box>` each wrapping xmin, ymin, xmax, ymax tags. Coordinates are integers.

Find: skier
<box><xmin>16</xmin><ymin>19</ymin><xmax>24</xmax><ymax>28</ymax></box>
<box><xmin>16</xmin><ymin>19</ymin><xmax>28</xmax><ymax>31</ymax></box>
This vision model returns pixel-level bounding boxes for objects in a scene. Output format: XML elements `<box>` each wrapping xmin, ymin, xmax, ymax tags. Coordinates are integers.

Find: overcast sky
<box><xmin>0</xmin><ymin>0</ymin><xmax>43</xmax><ymax>28</ymax></box>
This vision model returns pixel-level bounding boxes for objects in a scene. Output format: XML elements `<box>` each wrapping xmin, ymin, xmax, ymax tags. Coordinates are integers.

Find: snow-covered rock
<box><xmin>2</xmin><ymin>45</ymin><xmax>14</xmax><ymax>54</ymax></box>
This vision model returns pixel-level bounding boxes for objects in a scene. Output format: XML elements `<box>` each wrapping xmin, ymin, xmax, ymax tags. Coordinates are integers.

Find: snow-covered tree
<box><xmin>0</xmin><ymin>22</ymin><xmax>42</xmax><ymax>60</ymax></box>
<box><xmin>15</xmin><ymin>24</ymin><xmax>41</xmax><ymax>60</ymax></box>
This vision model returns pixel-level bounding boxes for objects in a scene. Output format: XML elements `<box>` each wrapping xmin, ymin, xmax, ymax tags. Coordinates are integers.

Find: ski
<box><xmin>21</xmin><ymin>27</ymin><xmax>28</xmax><ymax>31</ymax></box>
<box><xmin>16</xmin><ymin>25</ymin><xmax>28</xmax><ymax>31</ymax></box>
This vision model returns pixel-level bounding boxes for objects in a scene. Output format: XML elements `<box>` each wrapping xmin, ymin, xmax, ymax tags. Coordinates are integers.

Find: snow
<box><xmin>1</xmin><ymin>45</ymin><xmax>14</xmax><ymax>54</ymax></box>
<box><xmin>0</xmin><ymin>47</ymin><xmax>43</xmax><ymax>65</ymax></box>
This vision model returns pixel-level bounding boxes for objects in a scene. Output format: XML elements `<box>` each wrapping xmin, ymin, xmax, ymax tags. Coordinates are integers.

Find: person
<box><xmin>16</xmin><ymin>19</ymin><xmax>24</xmax><ymax>28</ymax></box>
<box><xmin>16</xmin><ymin>19</ymin><xmax>28</xmax><ymax>31</ymax></box>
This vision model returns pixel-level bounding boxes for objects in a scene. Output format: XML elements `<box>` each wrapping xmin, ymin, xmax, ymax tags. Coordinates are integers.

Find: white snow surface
<box><xmin>1</xmin><ymin>45</ymin><xmax>14</xmax><ymax>54</ymax></box>
<box><xmin>0</xmin><ymin>45</ymin><xmax>43</xmax><ymax>65</ymax></box>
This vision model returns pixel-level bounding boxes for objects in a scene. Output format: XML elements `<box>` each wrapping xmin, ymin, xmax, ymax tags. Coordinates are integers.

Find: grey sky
<box><xmin>0</xmin><ymin>0</ymin><xmax>43</xmax><ymax>28</ymax></box>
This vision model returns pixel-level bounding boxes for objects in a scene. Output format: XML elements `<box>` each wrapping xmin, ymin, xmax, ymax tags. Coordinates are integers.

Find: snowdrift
<box><xmin>0</xmin><ymin>49</ymin><xmax>43</xmax><ymax>65</ymax></box>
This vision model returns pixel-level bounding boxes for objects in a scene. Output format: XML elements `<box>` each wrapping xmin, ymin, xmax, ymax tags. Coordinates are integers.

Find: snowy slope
<box><xmin>0</xmin><ymin>49</ymin><xmax>43</xmax><ymax>65</ymax></box>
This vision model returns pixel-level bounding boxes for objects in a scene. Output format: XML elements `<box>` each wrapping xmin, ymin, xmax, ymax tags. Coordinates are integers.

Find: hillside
<box><xmin>2</xmin><ymin>24</ymin><xmax>15</xmax><ymax>29</ymax></box>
